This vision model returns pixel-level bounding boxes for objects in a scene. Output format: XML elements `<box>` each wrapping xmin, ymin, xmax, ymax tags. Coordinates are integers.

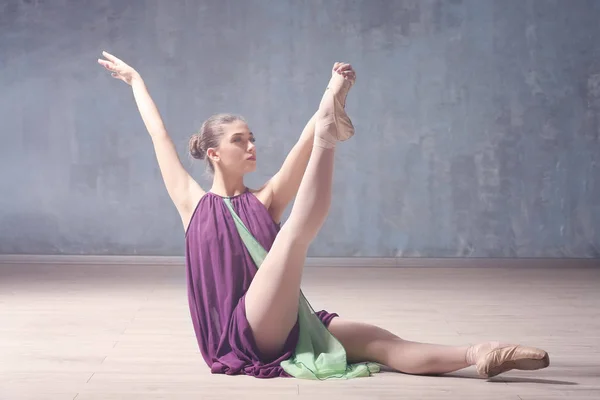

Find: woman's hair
<box><xmin>189</xmin><ymin>113</ymin><xmax>246</xmax><ymax>173</ymax></box>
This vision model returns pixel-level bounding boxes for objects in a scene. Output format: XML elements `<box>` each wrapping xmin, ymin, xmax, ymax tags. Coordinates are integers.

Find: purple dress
<box><xmin>185</xmin><ymin>189</ymin><xmax>338</xmax><ymax>378</ymax></box>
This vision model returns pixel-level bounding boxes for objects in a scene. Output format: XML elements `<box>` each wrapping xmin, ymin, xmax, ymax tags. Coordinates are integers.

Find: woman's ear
<box><xmin>207</xmin><ymin>148</ymin><xmax>220</xmax><ymax>162</ymax></box>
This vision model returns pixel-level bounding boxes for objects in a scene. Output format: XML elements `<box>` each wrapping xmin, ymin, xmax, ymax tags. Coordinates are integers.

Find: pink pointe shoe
<box><xmin>316</xmin><ymin>67</ymin><xmax>356</xmax><ymax>146</ymax></box>
<box><xmin>474</xmin><ymin>344</ymin><xmax>550</xmax><ymax>378</ymax></box>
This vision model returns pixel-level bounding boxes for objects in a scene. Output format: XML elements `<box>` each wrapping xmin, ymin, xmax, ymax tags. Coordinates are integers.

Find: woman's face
<box><xmin>211</xmin><ymin>120</ymin><xmax>257</xmax><ymax>175</ymax></box>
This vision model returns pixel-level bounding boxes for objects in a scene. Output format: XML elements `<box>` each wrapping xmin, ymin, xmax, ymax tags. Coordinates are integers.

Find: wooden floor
<box><xmin>1</xmin><ymin>262</ymin><xmax>599</xmax><ymax>400</ymax></box>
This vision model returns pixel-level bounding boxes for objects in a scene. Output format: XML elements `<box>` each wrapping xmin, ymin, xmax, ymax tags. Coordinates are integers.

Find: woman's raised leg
<box><xmin>243</xmin><ymin>69</ymin><xmax>355</xmax><ymax>360</ymax></box>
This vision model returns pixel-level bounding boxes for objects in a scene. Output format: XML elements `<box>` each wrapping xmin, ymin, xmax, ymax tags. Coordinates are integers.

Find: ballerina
<box><xmin>98</xmin><ymin>51</ymin><xmax>550</xmax><ymax>380</ymax></box>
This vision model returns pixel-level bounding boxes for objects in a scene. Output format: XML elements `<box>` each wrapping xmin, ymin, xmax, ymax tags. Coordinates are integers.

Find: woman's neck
<box><xmin>210</xmin><ymin>171</ymin><xmax>246</xmax><ymax>197</ymax></box>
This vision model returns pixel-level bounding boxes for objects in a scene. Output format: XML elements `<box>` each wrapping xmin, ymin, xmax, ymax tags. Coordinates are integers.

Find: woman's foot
<box><xmin>314</xmin><ymin>63</ymin><xmax>356</xmax><ymax>149</ymax></box>
<box><xmin>466</xmin><ymin>341</ymin><xmax>550</xmax><ymax>378</ymax></box>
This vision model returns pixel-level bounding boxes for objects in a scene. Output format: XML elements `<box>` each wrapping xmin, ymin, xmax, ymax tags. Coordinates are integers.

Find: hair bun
<box><xmin>189</xmin><ymin>135</ymin><xmax>205</xmax><ymax>160</ymax></box>
<box><xmin>191</xmin><ymin>146</ymin><xmax>205</xmax><ymax>160</ymax></box>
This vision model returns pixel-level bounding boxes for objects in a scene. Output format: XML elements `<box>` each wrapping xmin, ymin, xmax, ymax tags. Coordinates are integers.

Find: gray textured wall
<box><xmin>1</xmin><ymin>0</ymin><xmax>599</xmax><ymax>258</ymax></box>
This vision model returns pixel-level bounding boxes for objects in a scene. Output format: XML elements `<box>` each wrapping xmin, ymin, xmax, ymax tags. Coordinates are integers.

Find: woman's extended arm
<box><xmin>98</xmin><ymin>51</ymin><xmax>204</xmax><ymax>227</ymax></box>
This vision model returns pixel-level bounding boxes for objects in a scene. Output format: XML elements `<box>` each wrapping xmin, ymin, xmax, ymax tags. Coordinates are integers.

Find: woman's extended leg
<box><xmin>327</xmin><ymin>318</ymin><xmax>550</xmax><ymax>378</ymax></box>
<box><xmin>243</xmin><ymin>70</ymin><xmax>355</xmax><ymax>360</ymax></box>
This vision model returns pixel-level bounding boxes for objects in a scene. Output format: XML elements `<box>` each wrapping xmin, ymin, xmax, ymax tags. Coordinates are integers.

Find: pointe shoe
<box><xmin>316</xmin><ymin>69</ymin><xmax>356</xmax><ymax>144</ymax></box>
<box><xmin>476</xmin><ymin>344</ymin><xmax>550</xmax><ymax>378</ymax></box>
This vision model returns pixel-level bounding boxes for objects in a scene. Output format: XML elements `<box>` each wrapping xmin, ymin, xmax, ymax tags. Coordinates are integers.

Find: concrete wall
<box><xmin>1</xmin><ymin>0</ymin><xmax>599</xmax><ymax>257</ymax></box>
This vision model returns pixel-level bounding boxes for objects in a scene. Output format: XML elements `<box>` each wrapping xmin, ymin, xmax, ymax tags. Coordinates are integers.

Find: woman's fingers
<box><xmin>332</xmin><ymin>62</ymin><xmax>355</xmax><ymax>81</ymax></box>
<box><xmin>333</xmin><ymin>62</ymin><xmax>353</xmax><ymax>75</ymax></box>
<box><xmin>331</xmin><ymin>62</ymin><xmax>356</xmax><ymax>83</ymax></box>
<box><xmin>338</xmin><ymin>63</ymin><xmax>352</xmax><ymax>72</ymax></box>
<box><xmin>98</xmin><ymin>59</ymin><xmax>122</xmax><ymax>76</ymax></box>
<box><xmin>98</xmin><ymin>59</ymin><xmax>114</xmax><ymax>70</ymax></box>
<box><xmin>101</xmin><ymin>51</ymin><xmax>121</xmax><ymax>63</ymax></box>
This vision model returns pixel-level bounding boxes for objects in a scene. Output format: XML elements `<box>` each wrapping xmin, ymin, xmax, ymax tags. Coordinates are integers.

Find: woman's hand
<box><xmin>332</xmin><ymin>62</ymin><xmax>356</xmax><ymax>85</ymax></box>
<box><xmin>97</xmin><ymin>51</ymin><xmax>140</xmax><ymax>85</ymax></box>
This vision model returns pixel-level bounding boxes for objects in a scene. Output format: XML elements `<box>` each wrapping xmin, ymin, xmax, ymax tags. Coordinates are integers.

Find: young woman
<box><xmin>98</xmin><ymin>51</ymin><xmax>550</xmax><ymax>380</ymax></box>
